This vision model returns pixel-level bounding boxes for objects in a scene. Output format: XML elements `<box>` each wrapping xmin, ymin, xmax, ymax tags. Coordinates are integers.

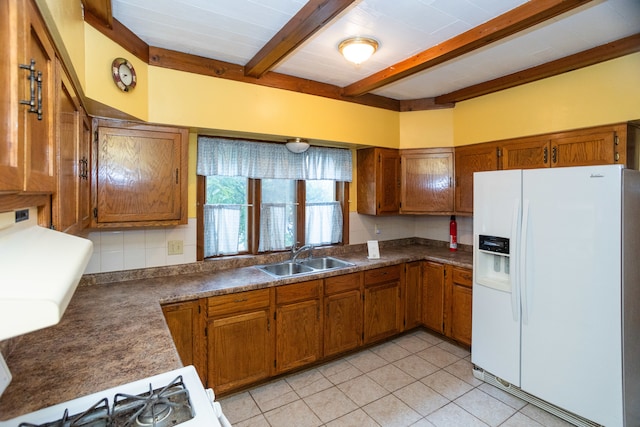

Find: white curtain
<box><xmin>259</xmin><ymin>203</ymin><xmax>288</xmax><ymax>251</ymax></box>
<box><xmin>197</xmin><ymin>137</ymin><xmax>352</xmax><ymax>182</ymax></box>
<box><xmin>306</xmin><ymin>202</ymin><xmax>342</xmax><ymax>246</ymax></box>
<box><xmin>204</xmin><ymin>205</ymin><xmax>241</xmax><ymax>257</ymax></box>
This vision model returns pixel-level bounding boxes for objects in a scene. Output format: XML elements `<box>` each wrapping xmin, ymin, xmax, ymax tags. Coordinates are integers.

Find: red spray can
<box><xmin>449</xmin><ymin>215</ymin><xmax>457</xmax><ymax>251</ymax></box>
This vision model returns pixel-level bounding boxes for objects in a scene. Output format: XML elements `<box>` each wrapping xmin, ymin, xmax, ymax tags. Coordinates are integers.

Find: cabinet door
<box><xmin>275</xmin><ymin>299</ymin><xmax>322</xmax><ymax>373</ymax></box>
<box><xmin>378</xmin><ymin>149</ymin><xmax>401</xmax><ymax>214</ymax></box>
<box><xmin>551</xmin><ymin>130</ymin><xmax>617</xmax><ymax>167</ymax></box>
<box><xmin>358</xmin><ymin>148</ymin><xmax>400</xmax><ymax>215</ymax></box>
<box><xmin>324</xmin><ymin>273</ymin><xmax>363</xmax><ymax>357</ymax></box>
<box><xmin>454</xmin><ymin>143</ymin><xmax>499</xmax><ymax>214</ymax></box>
<box><xmin>275</xmin><ymin>280</ymin><xmax>322</xmax><ymax>374</ymax></box>
<box><xmin>403</xmin><ymin>261</ymin><xmax>422</xmax><ymax>330</ymax></box>
<box><xmin>52</xmin><ymin>60</ymin><xmax>82</xmax><ymax>233</ymax></box>
<box><xmin>208</xmin><ymin>308</ymin><xmax>272</xmax><ymax>394</ymax></box>
<box><xmin>448</xmin><ymin>267</ymin><xmax>473</xmax><ymax>347</ymax></box>
<box><xmin>400</xmin><ymin>148</ymin><xmax>454</xmax><ymax>214</ymax></box>
<box><xmin>363</xmin><ymin>266</ymin><xmax>402</xmax><ymax>344</ymax></box>
<box><xmin>501</xmin><ymin>137</ymin><xmax>550</xmax><ymax>170</ymax></box>
<box><xmin>94</xmin><ymin>121</ymin><xmax>188</xmax><ymax>226</ymax></box>
<box><xmin>0</xmin><ymin>0</ymin><xmax>20</xmax><ymax>192</ymax></box>
<box><xmin>422</xmin><ymin>261</ymin><xmax>445</xmax><ymax>334</ymax></box>
<box><xmin>162</xmin><ymin>300</ymin><xmax>206</xmax><ymax>384</ymax></box>
<box><xmin>21</xmin><ymin>0</ymin><xmax>55</xmax><ymax>193</ymax></box>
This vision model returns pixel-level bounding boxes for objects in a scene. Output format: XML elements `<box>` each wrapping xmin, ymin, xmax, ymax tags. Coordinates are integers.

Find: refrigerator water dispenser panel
<box><xmin>476</xmin><ymin>235</ymin><xmax>511</xmax><ymax>292</ymax></box>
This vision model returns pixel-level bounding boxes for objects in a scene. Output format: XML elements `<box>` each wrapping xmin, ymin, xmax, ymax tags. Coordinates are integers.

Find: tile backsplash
<box><xmin>83</xmin><ymin>214</ymin><xmax>472</xmax><ymax>274</ymax></box>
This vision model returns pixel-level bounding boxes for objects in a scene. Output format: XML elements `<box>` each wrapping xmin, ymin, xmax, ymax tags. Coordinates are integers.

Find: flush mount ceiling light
<box><xmin>339</xmin><ymin>37</ymin><xmax>379</xmax><ymax>65</ymax></box>
<box><xmin>285</xmin><ymin>138</ymin><xmax>310</xmax><ymax>153</ymax></box>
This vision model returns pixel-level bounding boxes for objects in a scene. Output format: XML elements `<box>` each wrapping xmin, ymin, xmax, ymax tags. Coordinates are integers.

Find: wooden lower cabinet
<box><xmin>448</xmin><ymin>267</ymin><xmax>473</xmax><ymax>346</ymax></box>
<box><xmin>422</xmin><ymin>261</ymin><xmax>473</xmax><ymax>346</ymax></box>
<box><xmin>363</xmin><ymin>265</ymin><xmax>402</xmax><ymax>344</ymax></box>
<box><xmin>275</xmin><ymin>280</ymin><xmax>322</xmax><ymax>374</ymax></box>
<box><xmin>324</xmin><ymin>272</ymin><xmax>363</xmax><ymax>357</ymax></box>
<box><xmin>206</xmin><ymin>289</ymin><xmax>273</xmax><ymax>394</ymax></box>
<box><xmin>161</xmin><ymin>299</ymin><xmax>206</xmax><ymax>384</ymax></box>
<box><xmin>404</xmin><ymin>261</ymin><xmax>422</xmax><ymax>330</ymax></box>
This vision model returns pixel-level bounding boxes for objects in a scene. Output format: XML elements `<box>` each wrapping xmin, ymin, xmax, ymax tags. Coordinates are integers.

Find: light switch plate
<box><xmin>0</xmin><ymin>353</ymin><xmax>11</xmax><ymax>397</ymax></box>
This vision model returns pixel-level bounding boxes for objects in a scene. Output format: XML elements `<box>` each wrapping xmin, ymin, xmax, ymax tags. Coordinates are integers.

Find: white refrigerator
<box><xmin>471</xmin><ymin>164</ymin><xmax>640</xmax><ymax>427</ymax></box>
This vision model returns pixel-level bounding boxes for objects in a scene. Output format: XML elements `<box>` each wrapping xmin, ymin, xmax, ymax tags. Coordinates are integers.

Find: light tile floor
<box><xmin>217</xmin><ymin>329</ymin><xmax>575</xmax><ymax>427</ymax></box>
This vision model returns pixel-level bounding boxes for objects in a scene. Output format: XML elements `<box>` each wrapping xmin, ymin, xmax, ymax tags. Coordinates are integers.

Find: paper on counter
<box><xmin>367</xmin><ymin>240</ymin><xmax>380</xmax><ymax>259</ymax></box>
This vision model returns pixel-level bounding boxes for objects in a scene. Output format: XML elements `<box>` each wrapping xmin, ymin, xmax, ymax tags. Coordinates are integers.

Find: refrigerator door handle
<box><xmin>510</xmin><ymin>199</ymin><xmax>520</xmax><ymax>322</ymax></box>
<box><xmin>520</xmin><ymin>198</ymin><xmax>530</xmax><ymax>324</ymax></box>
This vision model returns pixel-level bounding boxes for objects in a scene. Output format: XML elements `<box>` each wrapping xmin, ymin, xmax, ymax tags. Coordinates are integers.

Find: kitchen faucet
<box><xmin>291</xmin><ymin>244</ymin><xmax>313</xmax><ymax>263</ymax></box>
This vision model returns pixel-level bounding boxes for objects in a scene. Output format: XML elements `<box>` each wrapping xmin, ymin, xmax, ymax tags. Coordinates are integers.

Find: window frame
<box><xmin>197</xmin><ymin>176</ymin><xmax>349</xmax><ymax>260</ymax></box>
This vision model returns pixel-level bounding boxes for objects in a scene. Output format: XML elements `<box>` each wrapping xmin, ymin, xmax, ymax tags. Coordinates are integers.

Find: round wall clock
<box><xmin>111</xmin><ymin>58</ymin><xmax>137</xmax><ymax>92</ymax></box>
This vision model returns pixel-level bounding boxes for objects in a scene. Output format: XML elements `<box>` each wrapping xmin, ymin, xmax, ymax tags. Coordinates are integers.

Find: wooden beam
<box><xmin>82</xmin><ymin>0</ymin><xmax>112</xmax><ymax>29</ymax></box>
<box><xmin>84</xmin><ymin>11</ymin><xmax>149</xmax><ymax>63</ymax></box>
<box><xmin>149</xmin><ymin>47</ymin><xmax>400</xmax><ymax>111</ymax></box>
<box><xmin>399</xmin><ymin>98</ymin><xmax>454</xmax><ymax>112</ymax></box>
<box><xmin>342</xmin><ymin>0</ymin><xmax>594</xmax><ymax>97</ymax></box>
<box><xmin>245</xmin><ymin>0</ymin><xmax>356</xmax><ymax>78</ymax></box>
<box><xmin>435</xmin><ymin>33</ymin><xmax>640</xmax><ymax>104</ymax></box>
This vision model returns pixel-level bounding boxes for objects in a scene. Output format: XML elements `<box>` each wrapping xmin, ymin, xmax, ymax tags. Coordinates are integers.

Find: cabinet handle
<box><xmin>19</xmin><ymin>59</ymin><xmax>43</xmax><ymax>120</ymax></box>
<box><xmin>615</xmin><ymin>152</ymin><xmax>620</xmax><ymax>162</ymax></box>
<box><xmin>552</xmin><ymin>146</ymin><xmax>557</xmax><ymax>164</ymax></box>
<box><xmin>543</xmin><ymin>146</ymin><xmax>548</xmax><ymax>164</ymax></box>
<box><xmin>79</xmin><ymin>157</ymin><xmax>89</xmax><ymax>180</ymax></box>
<box><xmin>233</xmin><ymin>298</ymin><xmax>248</xmax><ymax>303</ymax></box>
<box><xmin>175</xmin><ymin>168</ymin><xmax>179</xmax><ymax>184</ymax></box>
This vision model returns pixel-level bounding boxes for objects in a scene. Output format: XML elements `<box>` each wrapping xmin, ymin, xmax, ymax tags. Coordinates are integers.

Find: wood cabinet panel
<box><xmin>404</xmin><ymin>261</ymin><xmax>422</xmax><ymax>330</ymax></box>
<box><xmin>400</xmin><ymin>148</ymin><xmax>454</xmax><ymax>214</ymax></box>
<box><xmin>364</xmin><ymin>266</ymin><xmax>402</xmax><ymax>344</ymax></box>
<box><xmin>501</xmin><ymin>137</ymin><xmax>550</xmax><ymax>170</ymax></box>
<box><xmin>208</xmin><ymin>309</ymin><xmax>272</xmax><ymax>393</ymax></box>
<box><xmin>276</xmin><ymin>279</ymin><xmax>321</xmax><ymax>304</ymax></box>
<box><xmin>364</xmin><ymin>264</ymin><xmax>401</xmax><ymax>285</ymax></box>
<box><xmin>422</xmin><ymin>261</ymin><xmax>445</xmax><ymax>334</ymax></box>
<box><xmin>324</xmin><ymin>272</ymin><xmax>362</xmax><ymax>357</ymax></box>
<box><xmin>207</xmin><ymin>288</ymin><xmax>270</xmax><ymax>317</ymax></box>
<box><xmin>454</xmin><ymin>143</ymin><xmax>499</xmax><ymax>214</ymax></box>
<box><xmin>92</xmin><ymin>119</ymin><xmax>188</xmax><ymax>228</ymax></box>
<box><xmin>551</xmin><ymin>130</ymin><xmax>617</xmax><ymax>167</ymax></box>
<box><xmin>162</xmin><ymin>300</ymin><xmax>206</xmax><ymax>384</ymax></box>
<box><xmin>357</xmin><ymin>148</ymin><xmax>400</xmax><ymax>215</ymax></box>
<box><xmin>275</xmin><ymin>298</ymin><xmax>322</xmax><ymax>373</ymax></box>
<box><xmin>448</xmin><ymin>267</ymin><xmax>473</xmax><ymax>347</ymax></box>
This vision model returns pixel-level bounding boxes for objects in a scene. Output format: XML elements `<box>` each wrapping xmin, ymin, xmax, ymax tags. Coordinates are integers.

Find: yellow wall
<box><xmin>399</xmin><ymin>109</ymin><xmax>454</xmax><ymax>149</ymax></box>
<box><xmin>452</xmin><ymin>53</ymin><xmax>640</xmax><ymax>146</ymax></box>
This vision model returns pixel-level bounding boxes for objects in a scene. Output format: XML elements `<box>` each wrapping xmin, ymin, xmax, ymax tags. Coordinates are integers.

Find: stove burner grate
<box><xmin>18</xmin><ymin>397</ymin><xmax>110</xmax><ymax>427</ymax></box>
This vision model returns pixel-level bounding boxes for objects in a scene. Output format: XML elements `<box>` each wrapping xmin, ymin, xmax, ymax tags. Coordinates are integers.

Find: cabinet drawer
<box><xmin>325</xmin><ymin>273</ymin><xmax>363</xmax><ymax>295</ymax></box>
<box><xmin>452</xmin><ymin>267</ymin><xmax>472</xmax><ymax>288</ymax></box>
<box><xmin>364</xmin><ymin>265</ymin><xmax>401</xmax><ymax>285</ymax></box>
<box><xmin>208</xmin><ymin>289</ymin><xmax>271</xmax><ymax>317</ymax></box>
<box><xmin>276</xmin><ymin>280</ymin><xmax>321</xmax><ymax>304</ymax></box>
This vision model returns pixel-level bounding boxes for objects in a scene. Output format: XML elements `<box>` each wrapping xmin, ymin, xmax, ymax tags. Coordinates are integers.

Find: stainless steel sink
<box><xmin>300</xmin><ymin>256</ymin><xmax>353</xmax><ymax>270</ymax></box>
<box><xmin>257</xmin><ymin>256</ymin><xmax>354</xmax><ymax>278</ymax></box>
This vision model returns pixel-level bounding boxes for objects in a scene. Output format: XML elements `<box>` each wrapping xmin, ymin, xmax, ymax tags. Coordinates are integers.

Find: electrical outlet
<box><xmin>0</xmin><ymin>353</ymin><xmax>11</xmax><ymax>398</ymax></box>
<box><xmin>374</xmin><ymin>224</ymin><xmax>381</xmax><ymax>234</ymax></box>
<box><xmin>168</xmin><ymin>240</ymin><xmax>184</xmax><ymax>255</ymax></box>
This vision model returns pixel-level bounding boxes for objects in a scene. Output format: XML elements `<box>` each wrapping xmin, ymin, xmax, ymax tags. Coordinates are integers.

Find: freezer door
<box><xmin>521</xmin><ymin>165</ymin><xmax>623</xmax><ymax>426</ymax></box>
<box><xmin>472</xmin><ymin>169</ymin><xmax>521</xmax><ymax>387</ymax></box>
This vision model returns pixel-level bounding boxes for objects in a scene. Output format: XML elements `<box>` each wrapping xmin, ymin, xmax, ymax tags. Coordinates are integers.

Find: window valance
<box><xmin>197</xmin><ymin>136</ymin><xmax>352</xmax><ymax>182</ymax></box>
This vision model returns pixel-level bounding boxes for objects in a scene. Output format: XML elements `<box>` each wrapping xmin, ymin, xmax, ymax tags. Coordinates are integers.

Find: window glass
<box><xmin>260</xmin><ymin>179</ymin><xmax>296</xmax><ymax>250</ymax></box>
<box><xmin>205</xmin><ymin>176</ymin><xmax>248</xmax><ymax>255</ymax></box>
<box><xmin>305</xmin><ymin>180</ymin><xmax>342</xmax><ymax>246</ymax></box>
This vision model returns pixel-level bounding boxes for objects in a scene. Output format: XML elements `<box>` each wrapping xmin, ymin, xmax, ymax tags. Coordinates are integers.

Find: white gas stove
<box><xmin>0</xmin><ymin>366</ymin><xmax>231</xmax><ymax>427</ymax></box>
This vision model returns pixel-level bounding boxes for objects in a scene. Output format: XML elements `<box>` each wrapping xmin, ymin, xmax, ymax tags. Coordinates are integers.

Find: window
<box><xmin>197</xmin><ymin>137</ymin><xmax>352</xmax><ymax>259</ymax></box>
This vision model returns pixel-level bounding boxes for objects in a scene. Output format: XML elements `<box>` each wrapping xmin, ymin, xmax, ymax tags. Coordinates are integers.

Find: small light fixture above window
<box><xmin>339</xmin><ymin>37</ymin><xmax>379</xmax><ymax>65</ymax></box>
<box><xmin>286</xmin><ymin>138</ymin><xmax>310</xmax><ymax>153</ymax></box>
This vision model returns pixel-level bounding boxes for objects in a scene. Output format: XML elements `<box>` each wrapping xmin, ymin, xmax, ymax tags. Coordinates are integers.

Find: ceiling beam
<box><xmin>435</xmin><ymin>33</ymin><xmax>640</xmax><ymax>104</ymax></box>
<box><xmin>245</xmin><ymin>0</ymin><xmax>357</xmax><ymax>78</ymax></box>
<box><xmin>342</xmin><ymin>0</ymin><xmax>594</xmax><ymax>97</ymax></box>
<box><xmin>84</xmin><ymin>11</ymin><xmax>149</xmax><ymax>63</ymax></box>
<box><xmin>82</xmin><ymin>0</ymin><xmax>113</xmax><ymax>28</ymax></box>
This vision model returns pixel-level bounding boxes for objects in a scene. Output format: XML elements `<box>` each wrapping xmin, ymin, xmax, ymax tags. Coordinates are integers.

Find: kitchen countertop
<box><xmin>0</xmin><ymin>242</ymin><xmax>471</xmax><ymax>419</ymax></box>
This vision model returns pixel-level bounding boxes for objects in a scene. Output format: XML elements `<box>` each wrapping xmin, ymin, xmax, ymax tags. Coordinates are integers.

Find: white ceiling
<box><xmin>111</xmin><ymin>0</ymin><xmax>640</xmax><ymax>101</ymax></box>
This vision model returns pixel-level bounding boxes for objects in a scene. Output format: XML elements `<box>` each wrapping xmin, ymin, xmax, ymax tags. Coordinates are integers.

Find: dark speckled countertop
<box><xmin>0</xmin><ymin>240</ymin><xmax>472</xmax><ymax>420</ymax></box>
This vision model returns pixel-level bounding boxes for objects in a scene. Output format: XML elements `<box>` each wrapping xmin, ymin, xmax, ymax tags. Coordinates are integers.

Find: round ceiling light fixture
<box><xmin>339</xmin><ymin>37</ymin><xmax>379</xmax><ymax>65</ymax></box>
<box><xmin>285</xmin><ymin>138</ymin><xmax>310</xmax><ymax>153</ymax></box>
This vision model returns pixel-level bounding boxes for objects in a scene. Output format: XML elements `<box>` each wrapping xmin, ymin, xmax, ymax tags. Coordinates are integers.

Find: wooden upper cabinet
<box><xmin>454</xmin><ymin>142</ymin><xmax>499</xmax><ymax>214</ymax></box>
<box><xmin>1</xmin><ymin>0</ymin><xmax>55</xmax><ymax>193</ymax></box>
<box><xmin>501</xmin><ymin>137</ymin><xmax>550</xmax><ymax>170</ymax></box>
<box><xmin>400</xmin><ymin>148</ymin><xmax>454</xmax><ymax>214</ymax></box>
<box><xmin>357</xmin><ymin>147</ymin><xmax>400</xmax><ymax>215</ymax></box>
<box><xmin>550</xmin><ymin>126</ymin><xmax>622</xmax><ymax>167</ymax></box>
<box><xmin>92</xmin><ymin>119</ymin><xmax>188</xmax><ymax>228</ymax></box>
